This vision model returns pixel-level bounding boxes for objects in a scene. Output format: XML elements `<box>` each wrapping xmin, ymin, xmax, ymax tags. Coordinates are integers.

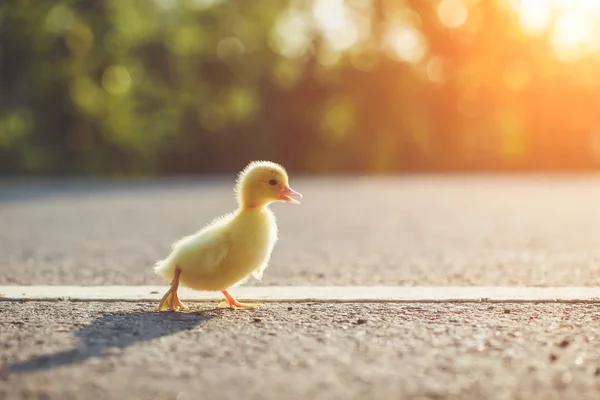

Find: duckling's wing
<box><xmin>172</xmin><ymin>229</ymin><xmax>231</xmax><ymax>275</ymax></box>
<box><xmin>155</xmin><ymin>231</ymin><xmax>230</xmax><ymax>279</ymax></box>
<box><xmin>251</xmin><ymin>256</ymin><xmax>271</xmax><ymax>281</ymax></box>
<box><xmin>197</xmin><ymin>235</ymin><xmax>230</xmax><ymax>273</ymax></box>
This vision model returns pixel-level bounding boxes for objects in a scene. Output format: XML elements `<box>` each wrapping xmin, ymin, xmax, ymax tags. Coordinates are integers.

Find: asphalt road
<box><xmin>2</xmin><ymin>301</ymin><xmax>600</xmax><ymax>400</ymax></box>
<box><xmin>2</xmin><ymin>175</ymin><xmax>600</xmax><ymax>286</ymax></box>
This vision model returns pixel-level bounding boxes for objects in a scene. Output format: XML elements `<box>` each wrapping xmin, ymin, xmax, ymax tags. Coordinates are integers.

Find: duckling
<box><xmin>154</xmin><ymin>160</ymin><xmax>302</xmax><ymax>311</ymax></box>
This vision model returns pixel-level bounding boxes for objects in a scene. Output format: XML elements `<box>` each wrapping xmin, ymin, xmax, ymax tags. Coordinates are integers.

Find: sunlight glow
<box><xmin>514</xmin><ymin>0</ymin><xmax>551</xmax><ymax>35</ymax></box>
<box><xmin>554</xmin><ymin>0</ymin><xmax>598</xmax><ymax>12</ymax></box>
<box><xmin>437</xmin><ymin>0</ymin><xmax>468</xmax><ymax>29</ymax></box>
<box><xmin>312</xmin><ymin>0</ymin><xmax>360</xmax><ymax>51</ymax></box>
<box><xmin>512</xmin><ymin>0</ymin><xmax>600</xmax><ymax>61</ymax></box>
<box><xmin>270</xmin><ymin>9</ymin><xmax>312</xmax><ymax>59</ymax></box>
<box><xmin>551</xmin><ymin>10</ymin><xmax>594</xmax><ymax>62</ymax></box>
<box><xmin>387</xmin><ymin>24</ymin><xmax>427</xmax><ymax>64</ymax></box>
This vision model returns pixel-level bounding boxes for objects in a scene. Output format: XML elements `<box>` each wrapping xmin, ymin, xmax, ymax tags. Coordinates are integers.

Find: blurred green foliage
<box><xmin>2</xmin><ymin>0</ymin><xmax>600</xmax><ymax>175</ymax></box>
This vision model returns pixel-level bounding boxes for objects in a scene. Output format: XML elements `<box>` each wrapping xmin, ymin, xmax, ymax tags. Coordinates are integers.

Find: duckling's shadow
<box><xmin>4</xmin><ymin>308</ymin><xmax>214</xmax><ymax>375</ymax></box>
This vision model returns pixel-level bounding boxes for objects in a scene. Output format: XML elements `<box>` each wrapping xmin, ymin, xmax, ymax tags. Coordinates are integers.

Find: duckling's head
<box><xmin>235</xmin><ymin>161</ymin><xmax>302</xmax><ymax>209</ymax></box>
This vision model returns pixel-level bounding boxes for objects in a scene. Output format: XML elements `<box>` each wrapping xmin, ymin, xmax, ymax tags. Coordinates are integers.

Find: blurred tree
<box><xmin>1</xmin><ymin>0</ymin><xmax>600</xmax><ymax>175</ymax></box>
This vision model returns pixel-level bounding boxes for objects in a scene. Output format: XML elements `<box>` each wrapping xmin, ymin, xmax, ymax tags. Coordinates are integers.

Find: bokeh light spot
<box><xmin>70</xmin><ymin>78</ymin><xmax>102</xmax><ymax>112</ymax></box>
<box><xmin>551</xmin><ymin>10</ymin><xmax>593</xmax><ymax>62</ymax></box>
<box><xmin>426</xmin><ymin>56</ymin><xmax>447</xmax><ymax>83</ymax></box>
<box><xmin>513</xmin><ymin>0</ymin><xmax>551</xmax><ymax>36</ymax></box>
<box><xmin>312</xmin><ymin>0</ymin><xmax>360</xmax><ymax>52</ymax></box>
<box><xmin>102</xmin><ymin>65</ymin><xmax>132</xmax><ymax>96</ymax></box>
<box><xmin>44</xmin><ymin>4</ymin><xmax>75</xmax><ymax>34</ymax></box>
<box><xmin>270</xmin><ymin>9</ymin><xmax>312</xmax><ymax>59</ymax></box>
<box><xmin>216</xmin><ymin>37</ymin><xmax>246</xmax><ymax>63</ymax></box>
<box><xmin>387</xmin><ymin>25</ymin><xmax>427</xmax><ymax>64</ymax></box>
<box><xmin>437</xmin><ymin>0</ymin><xmax>468</xmax><ymax>29</ymax></box>
<box><xmin>171</xmin><ymin>26</ymin><xmax>205</xmax><ymax>55</ymax></box>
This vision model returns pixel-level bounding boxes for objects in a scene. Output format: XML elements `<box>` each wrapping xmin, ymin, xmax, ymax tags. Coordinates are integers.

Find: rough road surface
<box><xmin>2</xmin><ymin>301</ymin><xmax>600</xmax><ymax>400</ymax></box>
<box><xmin>2</xmin><ymin>175</ymin><xmax>600</xmax><ymax>286</ymax></box>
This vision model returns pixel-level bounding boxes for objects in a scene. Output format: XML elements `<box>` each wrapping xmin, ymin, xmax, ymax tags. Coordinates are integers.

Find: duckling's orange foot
<box><xmin>219</xmin><ymin>290</ymin><xmax>262</xmax><ymax>310</ymax></box>
<box><xmin>159</xmin><ymin>292</ymin><xmax>188</xmax><ymax>312</ymax></box>
<box><xmin>158</xmin><ymin>268</ymin><xmax>188</xmax><ymax>312</ymax></box>
<box><xmin>172</xmin><ymin>291</ymin><xmax>189</xmax><ymax>311</ymax></box>
<box><xmin>218</xmin><ymin>300</ymin><xmax>262</xmax><ymax>310</ymax></box>
<box><xmin>158</xmin><ymin>292</ymin><xmax>182</xmax><ymax>312</ymax></box>
<box><xmin>159</xmin><ymin>298</ymin><xmax>187</xmax><ymax>312</ymax></box>
<box><xmin>158</xmin><ymin>292</ymin><xmax>174</xmax><ymax>311</ymax></box>
<box><xmin>218</xmin><ymin>300</ymin><xmax>237</xmax><ymax>310</ymax></box>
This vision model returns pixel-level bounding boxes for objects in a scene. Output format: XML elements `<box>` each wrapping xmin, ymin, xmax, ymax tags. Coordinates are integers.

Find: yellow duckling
<box><xmin>154</xmin><ymin>160</ymin><xmax>302</xmax><ymax>311</ymax></box>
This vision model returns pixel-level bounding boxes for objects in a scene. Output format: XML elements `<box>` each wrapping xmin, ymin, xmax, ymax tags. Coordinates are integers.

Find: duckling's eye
<box><xmin>268</xmin><ymin>179</ymin><xmax>278</xmax><ymax>186</ymax></box>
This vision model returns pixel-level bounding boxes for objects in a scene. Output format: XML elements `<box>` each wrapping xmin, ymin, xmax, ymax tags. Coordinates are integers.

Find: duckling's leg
<box><xmin>172</xmin><ymin>281</ymin><xmax>188</xmax><ymax>311</ymax></box>
<box><xmin>158</xmin><ymin>288</ymin><xmax>173</xmax><ymax>311</ymax></box>
<box><xmin>158</xmin><ymin>268</ymin><xmax>188</xmax><ymax>311</ymax></box>
<box><xmin>218</xmin><ymin>289</ymin><xmax>263</xmax><ymax>310</ymax></box>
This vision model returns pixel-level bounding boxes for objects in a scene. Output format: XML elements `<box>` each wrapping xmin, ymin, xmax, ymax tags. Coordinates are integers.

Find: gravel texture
<box><xmin>2</xmin><ymin>175</ymin><xmax>600</xmax><ymax>286</ymax></box>
<box><xmin>2</xmin><ymin>301</ymin><xmax>600</xmax><ymax>399</ymax></box>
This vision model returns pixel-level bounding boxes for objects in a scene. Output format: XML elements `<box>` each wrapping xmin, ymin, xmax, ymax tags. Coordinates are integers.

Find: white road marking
<box><xmin>1</xmin><ymin>286</ymin><xmax>600</xmax><ymax>303</ymax></box>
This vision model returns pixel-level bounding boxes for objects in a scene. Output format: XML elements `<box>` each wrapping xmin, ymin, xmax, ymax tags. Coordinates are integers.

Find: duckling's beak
<box><xmin>280</xmin><ymin>186</ymin><xmax>302</xmax><ymax>204</ymax></box>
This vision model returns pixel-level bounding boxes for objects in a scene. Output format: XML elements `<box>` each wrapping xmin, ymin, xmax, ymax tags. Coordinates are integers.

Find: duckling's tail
<box><xmin>154</xmin><ymin>254</ymin><xmax>177</xmax><ymax>282</ymax></box>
